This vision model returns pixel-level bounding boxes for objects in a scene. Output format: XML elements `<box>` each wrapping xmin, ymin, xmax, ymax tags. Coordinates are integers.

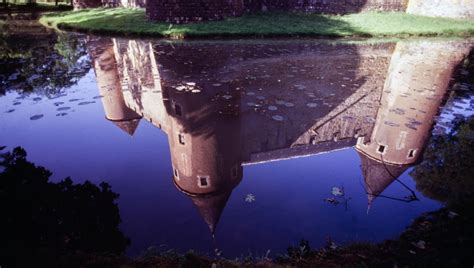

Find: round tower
<box><xmin>165</xmin><ymin>86</ymin><xmax>242</xmax><ymax>234</ymax></box>
<box><xmin>89</xmin><ymin>38</ymin><xmax>142</xmax><ymax>136</ymax></box>
<box><xmin>356</xmin><ymin>40</ymin><xmax>471</xmax><ymax>207</ymax></box>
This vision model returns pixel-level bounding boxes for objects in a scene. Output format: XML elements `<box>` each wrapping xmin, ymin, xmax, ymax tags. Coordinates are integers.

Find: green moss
<box><xmin>39</xmin><ymin>8</ymin><xmax>474</xmax><ymax>39</ymax></box>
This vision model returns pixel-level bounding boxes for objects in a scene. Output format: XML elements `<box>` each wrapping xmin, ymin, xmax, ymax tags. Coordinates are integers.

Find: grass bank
<box><xmin>39</xmin><ymin>8</ymin><xmax>474</xmax><ymax>39</ymax></box>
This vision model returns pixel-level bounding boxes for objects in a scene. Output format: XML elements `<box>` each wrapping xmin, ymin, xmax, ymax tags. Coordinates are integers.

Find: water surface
<box><xmin>1</xmin><ymin>23</ymin><xmax>474</xmax><ymax>257</ymax></box>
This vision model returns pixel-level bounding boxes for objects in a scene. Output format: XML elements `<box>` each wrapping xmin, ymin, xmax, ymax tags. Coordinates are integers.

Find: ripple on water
<box><xmin>57</xmin><ymin>107</ymin><xmax>71</xmax><ymax>111</ymax></box>
<box><xmin>54</xmin><ymin>102</ymin><xmax>64</xmax><ymax>106</ymax></box>
<box><xmin>5</xmin><ymin>109</ymin><xmax>15</xmax><ymax>113</ymax></box>
<box><xmin>30</xmin><ymin>114</ymin><xmax>44</xmax><ymax>121</ymax></box>
<box><xmin>56</xmin><ymin>113</ymin><xmax>68</xmax><ymax>117</ymax></box>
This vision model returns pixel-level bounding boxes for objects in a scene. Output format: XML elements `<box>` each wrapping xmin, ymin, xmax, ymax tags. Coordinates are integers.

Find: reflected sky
<box><xmin>1</xmin><ymin>30</ymin><xmax>473</xmax><ymax>257</ymax></box>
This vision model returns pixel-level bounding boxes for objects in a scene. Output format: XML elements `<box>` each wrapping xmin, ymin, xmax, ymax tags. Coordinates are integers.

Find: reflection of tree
<box><xmin>0</xmin><ymin>146</ymin><xmax>129</xmax><ymax>267</ymax></box>
<box><xmin>0</xmin><ymin>25</ymin><xmax>91</xmax><ymax>97</ymax></box>
<box><xmin>411</xmin><ymin>118</ymin><xmax>474</xmax><ymax>206</ymax></box>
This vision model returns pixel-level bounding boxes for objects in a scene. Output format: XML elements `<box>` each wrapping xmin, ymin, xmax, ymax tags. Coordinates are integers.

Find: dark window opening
<box><xmin>378</xmin><ymin>145</ymin><xmax>386</xmax><ymax>153</ymax></box>
<box><xmin>174</xmin><ymin>168</ymin><xmax>179</xmax><ymax>178</ymax></box>
<box><xmin>199</xmin><ymin>177</ymin><xmax>208</xmax><ymax>186</ymax></box>
<box><xmin>178</xmin><ymin>134</ymin><xmax>185</xmax><ymax>145</ymax></box>
<box><xmin>408</xmin><ymin>149</ymin><xmax>416</xmax><ymax>158</ymax></box>
<box><xmin>174</xmin><ymin>104</ymin><xmax>182</xmax><ymax>116</ymax></box>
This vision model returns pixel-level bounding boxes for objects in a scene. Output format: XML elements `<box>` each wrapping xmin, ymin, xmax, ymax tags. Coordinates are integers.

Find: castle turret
<box><xmin>89</xmin><ymin>38</ymin><xmax>142</xmax><ymax>136</ymax></box>
<box><xmin>166</xmin><ymin>83</ymin><xmax>243</xmax><ymax>234</ymax></box>
<box><xmin>356</xmin><ymin>40</ymin><xmax>471</xmax><ymax>207</ymax></box>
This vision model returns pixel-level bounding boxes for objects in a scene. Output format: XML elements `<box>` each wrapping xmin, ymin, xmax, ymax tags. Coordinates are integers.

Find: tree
<box><xmin>0</xmin><ymin>146</ymin><xmax>130</xmax><ymax>267</ymax></box>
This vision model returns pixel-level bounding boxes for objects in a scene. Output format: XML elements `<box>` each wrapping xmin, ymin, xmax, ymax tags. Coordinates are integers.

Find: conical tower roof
<box><xmin>110</xmin><ymin>118</ymin><xmax>141</xmax><ymax>136</ymax></box>
<box><xmin>358</xmin><ymin>151</ymin><xmax>410</xmax><ymax>208</ymax></box>
<box><xmin>189</xmin><ymin>191</ymin><xmax>232</xmax><ymax>235</ymax></box>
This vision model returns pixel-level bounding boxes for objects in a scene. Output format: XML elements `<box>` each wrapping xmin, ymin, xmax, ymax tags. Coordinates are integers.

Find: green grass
<box><xmin>39</xmin><ymin>8</ymin><xmax>474</xmax><ymax>39</ymax></box>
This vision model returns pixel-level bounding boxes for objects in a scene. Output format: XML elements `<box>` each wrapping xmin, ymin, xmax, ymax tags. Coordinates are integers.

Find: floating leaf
<box><xmin>331</xmin><ymin>187</ymin><xmax>344</xmax><ymax>196</ymax></box>
<box><xmin>245</xmin><ymin>194</ymin><xmax>256</xmax><ymax>203</ymax></box>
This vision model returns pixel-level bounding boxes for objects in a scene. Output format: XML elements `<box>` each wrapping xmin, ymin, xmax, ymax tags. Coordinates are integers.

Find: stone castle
<box><xmin>74</xmin><ymin>0</ymin><xmax>474</xmax><ymax>22</ymax></box>
<box><xmin>87</xmin><ymin>36</ymin><xmax>471</xmax><ymax>234</ymax></box>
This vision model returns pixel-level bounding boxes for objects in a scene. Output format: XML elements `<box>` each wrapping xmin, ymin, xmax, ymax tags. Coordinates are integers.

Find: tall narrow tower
<box><xmin>89</xmin><ymin>38</ymin><xmax>142</xmax><ymax>136</ymax></box>
<box><xmin>356</xmin><ymin>40</ymin><xmax>471</xmax><ymax>207</ymax></box>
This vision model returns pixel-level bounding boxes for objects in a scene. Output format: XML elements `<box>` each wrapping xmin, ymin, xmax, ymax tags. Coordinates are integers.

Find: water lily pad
<box><xmin>272</xmin><ymin>115</ymin><xmax>284</xmax><ymax>121</ymax></box>
<box><xmin>268</xmin><ymin>105</ymin><xmax>278</xmax><ymax>111</ymax></box>
<box><xmin>78</xmin><ymin>101</ymin><xmax>95</xmax><ymax>105</ymax></box>
<box><xmin>30</xmin><ymin>114</ymin><xmax>44</xmax><ymax>121</ymax></box>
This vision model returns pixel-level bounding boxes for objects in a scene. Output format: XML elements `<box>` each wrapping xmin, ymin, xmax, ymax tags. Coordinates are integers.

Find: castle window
<box><xmin>377</xmin><ymin>145</ymin><xmax>386</xmax><ymax>154</ymax></box>
<box><xmin>198</xmin><ymin>176</ymin><xmax>210</xmax><ymax>188</ymax></box>
<box><xmin>408</xmin><ymin>149</ymin><xmax>417</xmax><ymax>158</ymax></box>
<box><xmin>174</xmin><ymin>103</ymin><xmax>182</xmax><ymax>116</ymax></box>
<box><xmin>178</xmin><ymin>133</ymin><xmax>185</xmax><ymax>145</ymax></box>
<box><xmin>174</xmin><ymin>167</ymin><xmax>179</xmax><ymax>180</ymax></box>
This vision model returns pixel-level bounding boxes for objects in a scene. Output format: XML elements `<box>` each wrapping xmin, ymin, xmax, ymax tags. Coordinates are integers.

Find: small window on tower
<box><xmin>174</xmin><ymin>103</ymin><xmax>182</xmax><ymax>116</ymax></box>
<box><xmin>178</xmin><ymin>133</ymin><xmax>185</xmax><ymax>145</ymax></box>
<box><xmin>198</xmin><ymin>176</ymin><xmax>210</xmax><ymax>188</ymax></box>
<box><xmin>408</xmin><ymin>149</ymin><xmax>416</xmax><ymax>158</ymax></box>
<box><xmin>174</xmin><ymin>168</ymin><xmax>179</xmax><ymax>179</ymax></box>
<box><xmin>377</xmin><ymin>145</ymin><xmax>386</xmax><ymax>154</ymax></box>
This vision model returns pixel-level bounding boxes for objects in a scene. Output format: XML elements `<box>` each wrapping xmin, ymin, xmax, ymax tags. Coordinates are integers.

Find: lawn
<box><xmin>40</xmin><ymin>8</ymin><xmax>474</xmax><ymax>38</ymax></box>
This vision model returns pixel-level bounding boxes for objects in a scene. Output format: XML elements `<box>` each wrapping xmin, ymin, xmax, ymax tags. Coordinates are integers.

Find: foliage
<box><xmin>0</xmin><ymin>21</ymin><xmax>91</xmax><ymax>97</ymax></box>
<box><xmin>40</xmin><ymin>8</ymin><xmax>474</xmax><ymax>39</ymax></box>
<box><xmin>0</xmin><ymin>146</ymin><xmax>130</xmax><ymax>267</ymax></box>
<box><xmin>411</xmin><ymin>118</ymin><xmax>474</xmax><ymax>206</ymax></box>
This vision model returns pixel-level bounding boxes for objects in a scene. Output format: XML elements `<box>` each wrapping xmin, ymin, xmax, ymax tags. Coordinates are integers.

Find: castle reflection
<box><xmin>87</xmin><ymin>37</ymin><xmax>471</xmax><ymax>235</ymax></box>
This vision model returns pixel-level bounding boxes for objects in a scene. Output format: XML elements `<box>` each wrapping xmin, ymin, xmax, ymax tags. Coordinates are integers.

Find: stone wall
<box><xmin>407</xmin><ymin>0</ymin><xmax>474</xmax><ymax>19</ymax></box>
<box><xmin>73</xmin><ymin>0</ymin><xmax>102</xmax><ymax>9</ymax></box>
<box><xmin>244</xmin><ymin>0</ymin><xmax>407</xmax><ymax>13</ymax></box>
<box><xmin>146</xmin><ymin>0</ymin><xmax>407</xmax><ymax>23</ymax></box>
<box><xmin>74</xmin><ymin>0</ymin><xmax>145</xmax><ymax>9</ymax></box>
<box><xmin>147</xmin><ymin>0</ymin><xmax>244</xmax><ymax>23</ymax></box>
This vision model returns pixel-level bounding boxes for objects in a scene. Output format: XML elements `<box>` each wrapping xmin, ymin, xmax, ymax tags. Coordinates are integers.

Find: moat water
<box><xmin>1</xmin><ymin>21</ymin><xmax>474</xmax><ymax>257</ymax></box>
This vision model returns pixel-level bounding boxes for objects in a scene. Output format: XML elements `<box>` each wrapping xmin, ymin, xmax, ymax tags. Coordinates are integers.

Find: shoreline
<box><xmin>38</xmin><ymin>8</ymin><xmax>474</xmax><ymax>40</ymax></box>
